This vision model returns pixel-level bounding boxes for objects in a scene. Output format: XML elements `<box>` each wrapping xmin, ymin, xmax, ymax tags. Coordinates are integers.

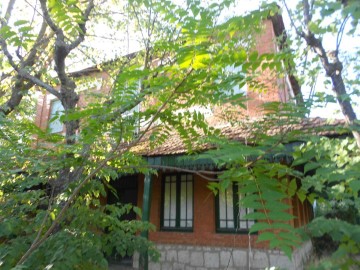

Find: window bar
<box><xmin>233</xmin><ymin>183</ymin><xmax>239</xmax><ymax>230</ymax></box>
<box><xmin>176</xmin><ymin>175</ymin><xmax>180</xmax><ymax>228</ymax></box>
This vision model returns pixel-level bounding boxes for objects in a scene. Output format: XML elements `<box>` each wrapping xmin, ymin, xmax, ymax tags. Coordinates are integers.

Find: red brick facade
<box><xmin>34</xmin><ymin>19</ymin><xmax>294</xmax><ymax>132</ymax></box>
<box><xmin>33</xmin><ymin>17</ymin><xmax>312</xmax><ymax>254</ymax></box>
<box><xmin>136</xmin><ymin>172</ymin><xmax>312</xmax><ymax>250</ymax></box>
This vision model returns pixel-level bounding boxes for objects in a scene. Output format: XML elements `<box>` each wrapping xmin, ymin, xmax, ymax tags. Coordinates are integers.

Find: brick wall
<box><xmin>137</xmin><ymin>171</ymin><xmax>312</xmax><ymax>249</ymax></box>
<box><xmin>34</xmin><ymin>19</ymin><xmax>293</xmax><ymax>132</ymax></box>
<box><xmin>34</xmin><ymin>71</ymin><xmax>110</xmax><ymax>135</ymax></box>
<box><xmin>207</xmin><ymin>19</ymin><xmax>292</xmax><ymax>126</ymax></box>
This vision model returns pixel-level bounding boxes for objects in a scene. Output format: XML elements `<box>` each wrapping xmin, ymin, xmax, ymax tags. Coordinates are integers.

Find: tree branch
<box><xmin>38</xmin><ymin>0</ymin><xmax>61</xmax><ymax>34</ymax></box>
<box><xmin>302</xmin><ymin>0</ymin><xmax>312</xmax><ymax>30</ymax></box>
<box><xmin>290</xmin><ymin>0</ymin><xmax>360</xmax><ymax>148</ymax></box>
<box><xmin>0</xmin><ymin>36</ymin><xmax>60</xmax><ymax>99</ymax></box>
<box><xmin>16</xmin><ymin>65</ymin><xmax>195</xmax><ymax>265</ymax></box>
<box><xmin>68</xmin><ymin>0</ymin><xmax>95</xmax><ymax>51</ymax></box>
<box><xmin>336</xmin><ymin>15</ymin><xmax>349</xmax><ymax>52</ymax></box>
<box><xmin>1</xmin><ymin>0</ymin><xmax>16</xmax><ymax>25</ymax></box>
<box><xmin>282</xmin><ymin>0</ymin><xmax>305</xmax><ymax>38</ymax></box>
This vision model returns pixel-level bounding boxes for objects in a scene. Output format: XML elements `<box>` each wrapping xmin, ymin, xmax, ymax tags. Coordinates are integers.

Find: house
<box><xmin>33</xmin><ymin>14</ymin><xmax>345</xmax><ymax>270</ymax></box>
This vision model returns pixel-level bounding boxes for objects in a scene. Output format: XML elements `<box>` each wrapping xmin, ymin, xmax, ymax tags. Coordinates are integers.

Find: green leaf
<box><xmin>249</xmin><ymin>51</ymin><xmax>258</xmax><ymax>62</ymax></box>
<box><xmin>14</xmin><ymin>20</ymin><xmax>29</xmax><ymax>26</ymax></box>
<box><xmin>349</xmin><ymin>179</ymin><xmax>360</xmax><ymax>193</ymax></box>
<box><xmin>249</xmin><ymin>222</ymin><xmax>271</xmax><ymax>233</ymax></box>
<box><xmin>257</xmin><ymin>232</ymin><xmax>275</xmax><ymax>242</ymax></box>
<box><xmin>304</xmin><ymin>162</ymin><xmax>321</xmax><ymax>173</ymax></box>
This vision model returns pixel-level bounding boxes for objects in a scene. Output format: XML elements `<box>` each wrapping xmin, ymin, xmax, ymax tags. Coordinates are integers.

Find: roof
<box><xmin>133</xmin><ymin>117</ymin><xmax>348</xmax><ymax>157</ymax></box>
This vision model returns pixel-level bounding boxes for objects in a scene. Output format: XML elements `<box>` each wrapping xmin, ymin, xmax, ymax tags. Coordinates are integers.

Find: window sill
<box><xmin>215</xmin><ymin>229</ymin><xmax>256</xmax><ymax>235</ymax></box>
<box><xmin>160</xmin><ymin>227</ymin><xmax>193</xmax><ymax>233</ymax></box>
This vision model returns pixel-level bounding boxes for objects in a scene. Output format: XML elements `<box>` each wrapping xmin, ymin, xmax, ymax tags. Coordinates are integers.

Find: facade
<box><xmin>32</xmin><ymin>15</ymin><xmax>333</xmax><ymax>270</ymax></box>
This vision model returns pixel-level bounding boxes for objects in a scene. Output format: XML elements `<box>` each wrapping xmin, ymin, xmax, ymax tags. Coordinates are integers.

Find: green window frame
<box><xmin>161</xmin><ymin>174</ymin><xmax>194</xmax><ymax>231</ymax></box>
<box><xmin>215</xmin><ymin>182</ymin><xmax>254</xmax><ymax>233</ymax></box>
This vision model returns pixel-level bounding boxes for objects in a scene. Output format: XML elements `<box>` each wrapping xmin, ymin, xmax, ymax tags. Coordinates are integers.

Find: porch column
<box><xmin>140</xmin><ymin>173</ymin><xmax>153</xmax><ymax>270</ymax></box>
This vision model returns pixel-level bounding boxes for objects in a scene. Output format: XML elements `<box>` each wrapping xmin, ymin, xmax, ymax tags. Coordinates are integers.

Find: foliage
<box><xmin>0</xmin><ymin>0</ymin><xmax>279</xmax><ymax>268</ymax></box>
<box><xmin>293</xmin><ymin>137</ymin><xmax>360</xmax><ymax>268</ymax></box>
<box><xmin>276</xmin><ymin>0</ymin><xmax>360</xmax><ymax>266</ymax></box>
<box><xmin>1</xmin><ymin>0</ymin><xmax>360</xmax><ymax>269</ymax></box>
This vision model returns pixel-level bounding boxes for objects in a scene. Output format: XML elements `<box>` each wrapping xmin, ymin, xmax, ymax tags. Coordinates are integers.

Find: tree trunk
<box><xmin>330</xmin><ymin>72</ymin><xmax>360</xmax><ymax>147</ymax></box>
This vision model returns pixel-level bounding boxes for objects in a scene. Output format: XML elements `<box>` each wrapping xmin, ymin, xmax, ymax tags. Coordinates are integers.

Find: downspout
<box><xmin>140</xmin><ymin>173</ymin><xmax>153</xmax><ymax>270</ymax></box>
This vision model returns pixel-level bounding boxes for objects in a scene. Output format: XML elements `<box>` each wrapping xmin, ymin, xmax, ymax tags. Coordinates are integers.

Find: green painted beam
<box><xmin>140</xmin><ymin>173</ymin><xmax>152</xmax><ymax>270</ymax></box>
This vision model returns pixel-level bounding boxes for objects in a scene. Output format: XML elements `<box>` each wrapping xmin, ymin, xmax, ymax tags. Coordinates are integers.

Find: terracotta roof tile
<box><xmin>132</xmin><ymin>117</ymin><xmax>348</xmax><ymax>156</ymax></box>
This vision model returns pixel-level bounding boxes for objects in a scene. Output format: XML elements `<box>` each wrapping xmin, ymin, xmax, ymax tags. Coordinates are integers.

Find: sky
<box><xmin>1</xmin><ymin>0</ymin><xmax>359</xmax><ymax>119</ymax></box>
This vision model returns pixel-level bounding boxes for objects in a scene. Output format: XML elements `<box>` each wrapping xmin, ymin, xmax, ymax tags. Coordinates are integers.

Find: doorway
<box><xmin>107</xmin><ymin>174</ymin><xmax>139</xmax><ymax>266</ymax></box>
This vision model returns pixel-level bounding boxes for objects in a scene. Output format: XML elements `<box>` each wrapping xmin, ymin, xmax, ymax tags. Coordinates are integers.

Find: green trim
<box><xmin>146</xmin><ymin>145</ymin><xmax>298</xmax><ymax>172</ymax></box>
<box><xmin>140</xmin><ymin>173</ymin><xmax>153</xmax><ymax>270</ymax></box>
<box><xmin>147</xmin><ymin>155</ymin><xmax>215</xmax><ymax>170</ymax></box>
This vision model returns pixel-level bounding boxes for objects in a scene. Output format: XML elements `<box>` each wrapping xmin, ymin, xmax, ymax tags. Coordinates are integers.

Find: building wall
<box><xmin>137</xmin><ymin>172</ymin><xmax>312</xmax><ymax>250</ymax></box>
<box><xmin>34</xmin><ymin>71</ymin><xmax>110</xmax><ymax>134</ymax></box>
<box><xmin>34</xmin><ymin>19</ymin><xmax>293</xmax><ymax>132</ymax></box>
<box><xmin>208</xmin><ymin>19</ymin><xmax>292</xmax><ymax>126</ymax></box>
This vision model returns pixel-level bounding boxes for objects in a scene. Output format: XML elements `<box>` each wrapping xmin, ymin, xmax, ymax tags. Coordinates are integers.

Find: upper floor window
<box><xmin>161</xmin><ymin>174</ymin><xmax>193</xmax><ymax>231</ymax></box>
<box><xmin>223</xmin><ymin>65</ymin><xmax>247</xmax><ymax>96</ymax></box>
<box><xmin>215</xmin><ymin>182</ymin><xmax>254</xmax><ymax>233</ymax></box>
<box><xmin>48</xmin><ymin>99</ymin><xmax>64</xmax><ymax>133</ymax></box>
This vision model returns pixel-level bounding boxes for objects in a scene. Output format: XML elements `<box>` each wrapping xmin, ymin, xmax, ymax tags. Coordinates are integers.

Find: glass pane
<box><xmin>237</xmin><ymin>185</ymin><xmax>255</xmax><ymax>230</ymax></box>
<box><xmin>163</xmin><ymin>176</ymin><xmax>177</xmax><ymax>228</ymax></box>
<box><xmin>226</xmin><ymin>186</ymin><xmax>234</xmax><ymax>221</ymax></box>
<box><xmin>239</xmin><ymin>221</ymin><xmax>247</xmax><ymax>229</ymax></box>
<box><xmin>170</xmin><ymin>181</ymin><xmax>176</xmax><ymax>224</ymax></box>
<box><xmin>218</xmin><ymin>184</ymin><xmax>234</xmax><ymax>229</ymax></box>
<box><xmin>219</xmin><ymin>190</ymin><xmax>226</xmax><ymax>221</ymax></box>
<box><xmin>239</xmin><ymin>207</ymin><xmax>246</xmax><ymax>219</ymax></box>
<box><xmin>49</xmin><ymin>99</ymin><xmax>64</xmax><ymax>133</ymax></box>
<box><xmin>227</xmin><ymin>220</ymin><xmax>234</xmax><ymax>228</ymax></box>
<box><xmin>180</xmin><ymin>174</ymin><xmax>193</xmax><ymax>228</ymax></box>
<box><xmin>186</xmin><ymin>179</ymin><xmax>193</xmax><ymax>223</ymax></box>
<box><xmin>164</xmin><ymin>179</ymin><xmax>170</xmax><ymax>220</ymax></box>
<box><xmin>180</xmin><ymin>181</ymin><xmax>186</xmax><ymax>221</ymax></box>
<box><xmin>223</xmin><ymin>65</ymin><xmax>246</xmax><ymax>95</ymax></box>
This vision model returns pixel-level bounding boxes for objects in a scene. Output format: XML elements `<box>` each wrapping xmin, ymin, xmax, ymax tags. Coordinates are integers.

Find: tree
<box><xmin>278</xmin><ymin>0</ymin><xmax>360</xmax><ymax>267</ymax></box>
<box><xmin>0</xmin><ymin>0</ymin><xmax>279</xmax><ymax>268</ymax></box>
<box><xmin>282</xmin><ymin>0</ymin><xmax>360</xmax><ymax>147</ymax></box>
<box><xmin>1</xmin><ymin>0</ymin><xmax>359</xmax><ymax>269</ymax></box>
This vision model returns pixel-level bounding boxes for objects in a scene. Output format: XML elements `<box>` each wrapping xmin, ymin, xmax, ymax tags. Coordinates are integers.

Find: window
<box><xmin>161</xmin><ymin>174</ymin><xmax>193</xmax><ymax>231</ymax></box>
<box><xmin>48</xmin><ymin>99</ymin><xmax>64</xmax><ymax>133</ymax></box>
<box><xmin>223</xmin><ymin>65</ymin><xmax>247</xmax><ymax>95</ymax></box>
<box><xmin>216</xmin><ymin>182</ymin><xmax>254</xmax><ymax>233</ymax></box>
